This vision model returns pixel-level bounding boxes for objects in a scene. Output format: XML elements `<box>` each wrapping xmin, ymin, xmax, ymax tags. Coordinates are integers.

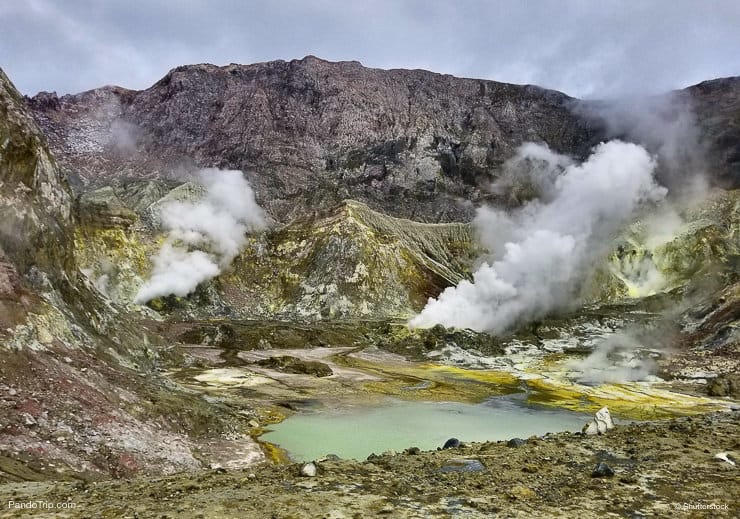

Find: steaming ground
<box><xmin>134</xmin><ymin>169</ymin><xmax>265</xmax><ymax>304</ymax></box>
<box><xmin>568</xmin><ymin>331</ymin><xmax>660</xmax><ymax>385</ymax></box>
<box><xmin>410</xmin><ymin>140</ymin><xmax>667</xmax><ymax>333</ymax></box>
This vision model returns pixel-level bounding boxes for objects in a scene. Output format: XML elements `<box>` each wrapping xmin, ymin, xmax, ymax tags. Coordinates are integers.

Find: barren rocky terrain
<box><xmin>0</xmin><ymin>58</ymin><xmax>738</xmax><ymax>518</ymax></box>
<box><xmin>1</xmin><ymin>412</ymin><xmax>737</xmax><ymax>518</ymax></box>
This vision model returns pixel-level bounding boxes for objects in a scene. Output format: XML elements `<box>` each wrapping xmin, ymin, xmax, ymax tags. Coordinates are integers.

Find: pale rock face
<box><xmin>301</xmin><ymin>462</ymin><xmax>318</xmax><ymax>477</ymax></box>
<box><xmin>583</xmin><ymin>406</ymin><xmax>615</xmax><ymax>435</ymax></box>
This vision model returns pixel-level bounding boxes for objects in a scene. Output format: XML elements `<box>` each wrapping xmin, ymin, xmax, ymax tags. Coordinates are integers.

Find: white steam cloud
<box><xmin>567</xmin><ymin>331</ymin><xmax>659</xmax><ymax>385</ymax></box>
<box><xmin>573</xmin><ymin>93</ymin><xmax>709</xmax><ymax>201</ymax></box>
<box><xmin>134</xmin><ymin>169</ymin><xmax>266</xmax><ymax>304</ymax></box>
<box><xmin>409</xmin><ymin>140</ymin><xmax>667</xmax><ymax>333</ymax></box>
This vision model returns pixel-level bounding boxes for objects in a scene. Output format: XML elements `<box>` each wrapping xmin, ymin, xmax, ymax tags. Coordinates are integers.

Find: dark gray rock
<box><xmin>591</xmin><ymin>462</ymin><xmax>615</xmax><ymax>478</ymax></box>
<box><xmin>507</xmin><ymin>438</ymin><xmax>527</xmax><ymax>448</ymax></box>
<box><xmin>439</xmin><ymin>458</ymin><xmax>485</xmax><ymax>473</ymax></box>
<box><xmin>442</xmin><ymin>438</ymin><xmax>461</xmax><ymax>449</ymax></box>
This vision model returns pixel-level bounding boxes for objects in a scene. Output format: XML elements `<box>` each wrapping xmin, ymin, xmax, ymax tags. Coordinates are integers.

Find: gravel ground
<box><xmin>0</xmin><ymin>411</ymin><xmax>737</xmax><ymax>518</ymax></box>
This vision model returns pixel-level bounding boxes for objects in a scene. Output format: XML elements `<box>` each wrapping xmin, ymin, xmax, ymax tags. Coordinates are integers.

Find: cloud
<box><xmin>1</xmin><ymin>1</ymin><xmax>738</xmax><ymax>97</ymax></box>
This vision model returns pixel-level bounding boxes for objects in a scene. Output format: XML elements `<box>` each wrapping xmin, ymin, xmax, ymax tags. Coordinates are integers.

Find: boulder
<box><xmin>300</xmin><ymin>462</ymin><xmax>317</xmax><ymax>477</ymax></box>
<box><xmin>591</xmin><ymin>462</ymin><xmax>615</xmax><ymax>478</ymax></box>
<box><xmin>583</xmin><ymin>406</ymin><xmax>615</xmax><ymax>435</ymax></box>
<box><xmin>442</xmin><ymin>438</ymin><xmax>461</xmax><ymax>449</ymax></box>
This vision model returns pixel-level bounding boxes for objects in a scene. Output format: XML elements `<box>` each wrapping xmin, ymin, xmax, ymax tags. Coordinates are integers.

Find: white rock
<box><xmin>582</xmin><ymin>407</ymin><xmax>614</xmax><ymax>435</ymax></box>
<box><xmin>582</xmin><ymin>421</ymin><xmax>599</xmax><ymax>435</ymax></box>
<box><xmin>594</xmin><ymin>407</ymin><xmax>615</xmax><ymax>433</ymax></box>
<box><xmin>715</xmin><ymin>452</ymin><xmax>736</xmax><ymax>466</ymax></box>
<box><xmin>300</xmin><ymin>462</ymin><xmax>317</xmax><ymax>477</ymax></box>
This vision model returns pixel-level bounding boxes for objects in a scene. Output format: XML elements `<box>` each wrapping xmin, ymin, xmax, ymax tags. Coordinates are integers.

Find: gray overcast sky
<box><xmin>1</xmin><ymin>0</ymin><xmax>739</xmax><ymax>98</ymax></box>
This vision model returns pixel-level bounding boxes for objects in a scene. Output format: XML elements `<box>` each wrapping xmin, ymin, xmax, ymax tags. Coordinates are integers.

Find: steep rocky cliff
<box><xmin>27</xmin><ymin>57</ymin><xmax>740</xmax><ymax>224</ymax></box>
<box><xmin>29</xmin><ymin>56</ymin><xmax>602</xmax><ymax>222</ymax></box>
<box><xmin>683</xmin><ymin>76</ymin><xmax>740</xmax><ymax>188</ymax></box>
<box><xmin>0</xmin><ymin>69</ymin><xmax>251</xmax><ymax>482</ymax></box>
<box><xmin>0</xmin><ymin>70</ymin><xmax>74</xmax><ymax>283</ymax></box>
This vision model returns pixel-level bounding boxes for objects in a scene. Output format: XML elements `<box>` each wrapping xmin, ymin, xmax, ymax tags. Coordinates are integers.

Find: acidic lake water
<box><xmin>261</xmin><ymin>395</ymin><xmax>590</xmax><ymax>461</ymax></box>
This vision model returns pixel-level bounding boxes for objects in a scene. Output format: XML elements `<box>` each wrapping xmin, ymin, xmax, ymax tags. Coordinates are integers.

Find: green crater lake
<box><xmin>262</xmin><ymin>395</ymin><xmax>591</xmax><ymax>461</ymax></box>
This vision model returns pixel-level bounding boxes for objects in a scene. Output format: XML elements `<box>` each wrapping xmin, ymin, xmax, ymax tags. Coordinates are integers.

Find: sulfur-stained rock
<box><xmin>220</xmin><ymin>199</ymin><xmax>477</xmax><ymax>320</ymax></box>
<box><xmin>77</xmin><ymin>186</ymin><xmax>137</xmax><ymax>228</ymax></box>
<box><xmin>0</xmin><ymin>68</ymin><xmax>74</xmax><ymax>281</ymax></box>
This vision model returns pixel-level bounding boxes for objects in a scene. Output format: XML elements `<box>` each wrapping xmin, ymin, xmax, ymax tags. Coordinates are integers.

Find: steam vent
<box><xmin>1</xmin><ymin>3</ymin><xmax>739</xmax><ymax>517</ymax></box>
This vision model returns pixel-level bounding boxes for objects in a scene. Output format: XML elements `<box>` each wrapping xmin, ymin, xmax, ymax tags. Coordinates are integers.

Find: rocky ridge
<box><xmin>27</xmin><ymin>57</ymin><xmax>740</xmax><ymax>224</ymax></box>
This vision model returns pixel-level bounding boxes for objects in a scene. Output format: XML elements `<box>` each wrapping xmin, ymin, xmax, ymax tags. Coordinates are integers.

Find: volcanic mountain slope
<box><xmin>0</xmin><ymin>69</ymin><xmax>256</xmax><ymax>482</ymax></box>
<box><xmin>683</xmin><ymin>76</ymin><xmax>740</xmax><ymax>187</ymax></box>
<box><xmin>28</xmin><ymin>56</ymin><xmax>601</xmax><ymax>222</ymax></box>
<box><xmin>73</xmin><ymin>184</ymin><xmax>478</xmax><ymax>320</ymax></box>
<box><xmin>27</xmin><ymin>57</ymin><xmax>740</xmax><ymax>223</ymax></box>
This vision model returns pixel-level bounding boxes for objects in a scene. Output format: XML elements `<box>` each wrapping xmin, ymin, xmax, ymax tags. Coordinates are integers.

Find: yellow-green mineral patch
<box><xmin>524</xmin><ymin>376</ymin><xmax>730</xmax><ymax>420</ymax></box>
<box><xmin>339</xmin><ymin>355</ymin><xmax>521</xmax><ymax>403</ymax></box>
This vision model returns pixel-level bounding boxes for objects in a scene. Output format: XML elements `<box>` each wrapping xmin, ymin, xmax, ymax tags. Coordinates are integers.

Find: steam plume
<box><xmin>134</xmin><ymin>169</ymin><xmax>265</xmax><ymax>304</ymax></box>
<box><xmin>409</xmin><ymin>140</ymin><xmax>666</xmax><ymax>333</ymax></box>
<box><xmin>573</xmin><ymin>92</ymin><xmax>708</xmax><ymax>200</ymax></box>
<box><xmin>568</xmin><ymin>331</ymin><xmax>659</xmax><ymax>385</ymax></box>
